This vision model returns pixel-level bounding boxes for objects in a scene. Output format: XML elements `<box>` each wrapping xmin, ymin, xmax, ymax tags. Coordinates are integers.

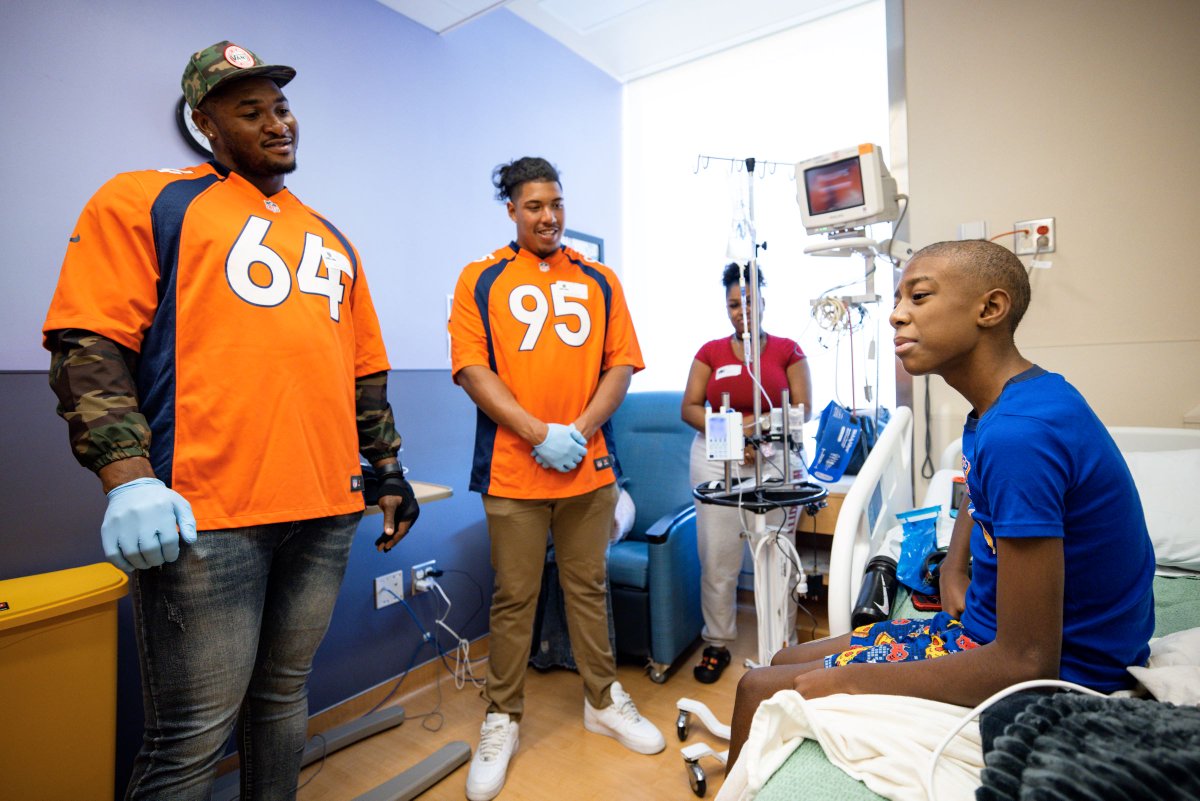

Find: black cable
<box><xmin>287</xmin><ymin>578</ymin><xmax>486</xmax><ymax>797</ymax></box>
<box><xmin>409</xmin><ymin>645</ymin><xmax>447</xmax><ymax>733</ymax></box>
<box><xmin>746</xmin><ymin>439</ymin><xmax>789</xmax><ymax>482</ymax></box>
<box><xmin>440</xmin><ymin>569</ymin><xmax>486</xmax><ymax>631</ymax></box>
<box><xmin>921</xmin><ymin>376</ymin><xmax>935</xmax><ymax>480</ymax></box>
<box><xmin>366</xmin><ymin>630</ymin><xmax>428</xmax><ymax>716</ymax></box>
<box><xmin>296</xmin><ymin>732</ymin><xmax>327</xmax><ymax>790</ymax></box>
<box><xmin>795</xmin><ymin>600</ymin><xmax>819</xmax><ymax>642</ymax></box>
<box><xmin>766</xmin><ymin>508</ymin><xmax>818</xmax><ymax>640</ymax></box>
<box><xmin>810</xmin><ymin>508</ymin><xmax>820</xmax><ymax>576</ymax></box>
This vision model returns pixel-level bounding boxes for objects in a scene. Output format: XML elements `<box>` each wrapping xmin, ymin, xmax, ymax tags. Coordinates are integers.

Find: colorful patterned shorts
<box><xmin>823</xmin><ymin>611</ymin><xmax>982</xmax><ymax>667</ymax></box>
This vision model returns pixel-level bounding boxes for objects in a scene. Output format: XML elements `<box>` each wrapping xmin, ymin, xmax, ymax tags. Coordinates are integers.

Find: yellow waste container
<box><xmin>0</xmin><ymin>563</ymin><xmax>129</xmax><ymax>801</ymax></box>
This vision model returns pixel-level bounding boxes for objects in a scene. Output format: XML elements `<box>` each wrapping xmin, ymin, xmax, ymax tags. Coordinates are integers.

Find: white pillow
<box><xmin>1121</xmin><ymin>449</ymin><xmax>1200</xmax><ymax>572</ymax></box>
<box><xmin>1127</xmin><ymin>626</ymin><xmax>1200</xmax><ymax>705</ymax></box>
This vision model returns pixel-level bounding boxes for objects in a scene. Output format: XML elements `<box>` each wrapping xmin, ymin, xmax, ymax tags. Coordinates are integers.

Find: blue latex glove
<box><xmin>531</xmin><ymin>423</ymin><xmax>588</xmax><ymax>472</ymax></box>
<box><xmin>102</xmin><ymin>477</ymin><xmax>197</xmax><ymax>572</ymax></box>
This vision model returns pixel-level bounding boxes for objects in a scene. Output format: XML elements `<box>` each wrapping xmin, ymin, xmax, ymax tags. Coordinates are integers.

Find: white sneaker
<box><xmin>465</xmin><ymin>712</ymin><xmax>519</xmax><ymax>801</ymax></box>
<box><xmin>583</xmin><ymin>681</ymin><xmax>666</xmax><ymax>754</ymax></box>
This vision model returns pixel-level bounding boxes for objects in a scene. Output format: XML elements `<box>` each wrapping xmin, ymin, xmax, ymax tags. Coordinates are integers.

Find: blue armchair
<box><xmin>608</xmin><ymin>391</ymin><xmax>704</xmax><ymax>682</ymax></box>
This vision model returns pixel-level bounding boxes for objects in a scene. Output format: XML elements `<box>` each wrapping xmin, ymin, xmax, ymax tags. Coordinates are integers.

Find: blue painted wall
<box><xmin>0</xmin><ymin>0</ymin><xmax>621</xmax><ymax>792</ymax></box>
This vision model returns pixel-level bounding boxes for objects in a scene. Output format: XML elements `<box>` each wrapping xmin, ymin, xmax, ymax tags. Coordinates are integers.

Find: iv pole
<box><xmin>742</xmin><ymin>158</ymin><xmax>786</xmax><ymax>667</ymax></box>
<box><xmin>693</xmin><ymin>155</ymin><xmax>827</xmax><ymax>665</ymax></box>
<box><xmin>677</xmin><ymin>156</ymin><xmax>828</xmax><ymax>798</ymax></box>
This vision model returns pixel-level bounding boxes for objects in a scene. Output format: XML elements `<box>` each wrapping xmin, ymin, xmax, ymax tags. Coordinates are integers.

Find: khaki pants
<box><xmin>481</xmin><ymin>484</ymin><xmax>618</xmax><ymax>720</ymax></box>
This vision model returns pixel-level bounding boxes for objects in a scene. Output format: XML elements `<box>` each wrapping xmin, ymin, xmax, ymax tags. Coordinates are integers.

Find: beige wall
<box><xmin>901</xmin><ymin>0</ymin><xmax>1200</xmax><ymax>491</ymax></box>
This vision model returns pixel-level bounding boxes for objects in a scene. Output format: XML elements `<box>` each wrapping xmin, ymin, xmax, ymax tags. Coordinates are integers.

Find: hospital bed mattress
<box><xmin>754</xmin><ymin>574</ymin><xmax>1200</xmax><ymax>801</ymax></box>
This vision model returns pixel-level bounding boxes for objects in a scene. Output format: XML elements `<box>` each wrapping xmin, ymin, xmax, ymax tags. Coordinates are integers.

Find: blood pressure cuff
<box><xmin>809</xmin><ymin>403</ymin><xmax>892</xmax><ymax>482</ymax></box>
<box><xmin>808</xmin><ymin>401</ymin><xmax>862</xmax><ymax>482</ymax></box>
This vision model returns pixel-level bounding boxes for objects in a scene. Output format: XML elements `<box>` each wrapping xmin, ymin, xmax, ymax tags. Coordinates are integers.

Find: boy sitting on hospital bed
<box><xmin>726</xmin><ymin>239</ymin><xmax>1155</xmax><ymax>769</ymax></box>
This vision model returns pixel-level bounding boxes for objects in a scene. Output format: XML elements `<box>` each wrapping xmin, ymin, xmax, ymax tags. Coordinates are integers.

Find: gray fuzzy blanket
<box><xmin>977</xmin><ymin>693</ymin><xmax>1200</xmax><ymax>800</ymax></box>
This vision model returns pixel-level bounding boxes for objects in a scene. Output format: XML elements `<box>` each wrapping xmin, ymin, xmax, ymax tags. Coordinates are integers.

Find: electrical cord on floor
<box><xmin>292</xmin><ymin>589</ymin><xmax>430</xmax><ymax>797</ymax></box>
<box><xmin>292</xmin><ymin>576</ymin><xmax>491</xmax><ymax>796</ymax></box>
<box><xmin>401</xmin><ymin>577</ymin><xmax>492</xmax><ymax>735</ymax></box>
<box><xmin>427</xmin><ymin>578</ymin><xmax>487</xmax><ymax>690</ymax></box>
<box><xmin>365</xmin><ymin>596</ymin><xmax>429</xmax><ymax>716</ymax></box>
<box><xmin>295</xmin><ymin>732</ymin><xmax>327</xmax><ymax>790</ymax></box>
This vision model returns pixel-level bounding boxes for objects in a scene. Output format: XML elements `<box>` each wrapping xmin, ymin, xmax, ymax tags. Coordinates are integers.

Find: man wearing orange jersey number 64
<box><xmin>450</xmin><ymin>157</ymin><xmax>665</xmax><ymax>801</ymax></box>
<box><xmin>43</xmin><ymin>41</ymin><xmax>418</xmax><ymax>799</ymax></box>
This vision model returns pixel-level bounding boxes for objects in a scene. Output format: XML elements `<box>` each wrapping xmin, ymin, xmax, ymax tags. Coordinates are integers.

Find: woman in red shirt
<box><xmin>681</xmin><ymin>263</ymin><xmax>813</xmax><ymax>683</ymax></box>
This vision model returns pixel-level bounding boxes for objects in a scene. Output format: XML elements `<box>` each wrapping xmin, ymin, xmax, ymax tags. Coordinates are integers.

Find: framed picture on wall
<box><xmin>562</xmin><ymin>229</ymin><xmax>604</xmax><ymax>263</ymax></box>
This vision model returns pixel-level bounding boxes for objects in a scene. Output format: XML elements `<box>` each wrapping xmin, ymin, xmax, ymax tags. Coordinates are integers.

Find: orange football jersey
<box><xmin>44</xmin><ymin>163</ymin><xmax>390</xmax><ymax>529</ymax></box>
<box><xmin>450</xmin><ymin>243</ymin><xmax>644</xmax><ymax>499</ymax></box>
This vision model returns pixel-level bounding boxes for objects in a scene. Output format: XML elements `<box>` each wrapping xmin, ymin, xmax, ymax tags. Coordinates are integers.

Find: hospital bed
<box><xmin>720</xmin><ymin>423</ymin><xmax>1200</xmax><ymax>801</ymax></box>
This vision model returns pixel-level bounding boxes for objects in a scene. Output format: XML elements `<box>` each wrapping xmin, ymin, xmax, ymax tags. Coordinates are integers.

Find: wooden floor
<box><xmin>297</xmin><ymin>595</ymin><xmax>829</xmax><ymax>801</ymax></box>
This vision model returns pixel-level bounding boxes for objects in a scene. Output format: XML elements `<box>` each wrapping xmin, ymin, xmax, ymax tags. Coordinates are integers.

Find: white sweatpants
<box><xmin>689</xmin><ymin>433</ymin><xmax>803</xmax><ymax>649</ymax></box>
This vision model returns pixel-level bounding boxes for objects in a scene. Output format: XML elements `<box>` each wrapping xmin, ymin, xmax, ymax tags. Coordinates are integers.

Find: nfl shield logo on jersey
<box><xmin>264</xmin><ymin>199</ymin><xmax>281</xmax><ymax>213</ymax></box>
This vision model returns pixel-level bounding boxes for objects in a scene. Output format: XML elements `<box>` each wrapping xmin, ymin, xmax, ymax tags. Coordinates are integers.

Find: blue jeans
<box><xmin>125</xmin><ymin>511</ymin><xmax>361</xmax><ymax>801</ymax></box>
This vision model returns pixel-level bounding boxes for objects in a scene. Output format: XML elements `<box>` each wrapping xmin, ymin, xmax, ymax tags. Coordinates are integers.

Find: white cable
<box><xmin>743</xmin><ymin>506</ymin><xmax>806</xmax><ymax>663</ymax></box>
<box><xmin>747</xmin><ymin>360</ymin><xmax>775</xmax><ymax>416</ymax></box>
<box><xmin>428</xmin><ymin>579</ymin><xmax>485</xmax><ymax>690</ymax></box>
<box><xmin>924</xmin><ymin>679</ymin><xmax>1107</xmax><ymax>801</ymax></box>
<box><xmin>736</xmin><ymin>271</ymin><xmax>775</xmax><ymax>417</ymax></box>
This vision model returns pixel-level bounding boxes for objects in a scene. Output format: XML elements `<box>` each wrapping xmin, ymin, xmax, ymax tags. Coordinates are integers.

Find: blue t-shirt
<box><xmin>959</xmin><ymin>366</ymin><xmax>1154</xmax><ymax>691</ymax></box>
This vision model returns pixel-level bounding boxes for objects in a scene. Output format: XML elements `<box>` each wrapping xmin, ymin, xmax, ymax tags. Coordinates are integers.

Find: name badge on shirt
<box><xmin>555</xmin><ymin>280</ymin><xmax>588</xmax><ymax>299</ymax></box>
<box><xmin>715</xmin><ymin>364</ymin><xmax>742</xmax><ymax>380</ymax></box>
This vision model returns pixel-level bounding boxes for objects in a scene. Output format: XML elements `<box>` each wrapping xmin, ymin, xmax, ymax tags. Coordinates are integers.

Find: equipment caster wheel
<box><xmin>686</xmin><ymin>760</ymin><xmax>707</xmax><ymax>797</ymax></box>
<box><xmin>649</xmin><ymin>667</ymin><xmax>668</xmax><ymax>684</ymax></box>
<box><xmin>676</xmin><ymin>709</ymin><xmax>690</xmax><ymax>741</ymax></box>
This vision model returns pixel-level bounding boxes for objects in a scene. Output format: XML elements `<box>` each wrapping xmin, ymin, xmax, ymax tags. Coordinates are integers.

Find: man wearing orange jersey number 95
<box><xmin>449</xmin><ymin>157</ymin><xmax>665</xmax><ymax>801</ymax></box>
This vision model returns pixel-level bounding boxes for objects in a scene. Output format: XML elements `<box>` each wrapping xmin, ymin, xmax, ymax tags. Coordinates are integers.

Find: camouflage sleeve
<box><xmin>356</xmin><ymin>371</ymin><xmax>402</xmax><ymax>465</ymax></box>
<box><xmin>47</xmin><ymin>328</ymin><xmax>151</xmax><ymax>473</ymax></box>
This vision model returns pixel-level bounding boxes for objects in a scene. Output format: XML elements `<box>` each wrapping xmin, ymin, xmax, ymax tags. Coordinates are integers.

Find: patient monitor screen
<box><xmin>805</xmin><ymin>157</ymin><xmax>866</xmax><ymax>216</ymax></box>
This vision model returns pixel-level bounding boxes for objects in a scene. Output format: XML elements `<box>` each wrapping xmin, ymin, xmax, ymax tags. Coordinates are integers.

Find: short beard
<box><xmin>241</xmin><ymin>155</ymin><xmax>297</xmax><ymax>179</ymax></box>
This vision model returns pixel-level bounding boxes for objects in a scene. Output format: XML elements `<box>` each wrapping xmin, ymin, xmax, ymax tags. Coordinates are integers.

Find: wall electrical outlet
<box><xmin>374</xmin><ymin>570</ymin><xmax>404</xmax><ymax>609</ymax></box>
<box><xmin>411</xmin><ymin>560</ymin><xmax>437</xmax><ymax>595</ymax></box>
<box><xmin>1014</xmin><ymin>217</ymin><xmax>1055</xmax><ymax>255</ymax></box>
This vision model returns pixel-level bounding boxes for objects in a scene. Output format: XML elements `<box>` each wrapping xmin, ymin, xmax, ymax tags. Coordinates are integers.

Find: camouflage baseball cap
<box><xmin>181</xmin><ymin>41</ymin><xmax>296</xmax><ymax>109</ymax></box>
